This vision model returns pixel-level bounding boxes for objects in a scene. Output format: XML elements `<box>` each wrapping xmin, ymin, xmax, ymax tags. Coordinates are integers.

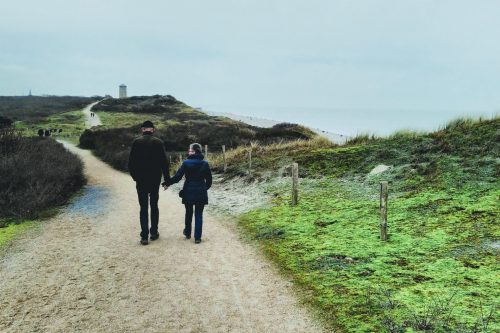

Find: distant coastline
<box><xmin>203</xmin><ymin>109</ymin><xmax>350</xmax><ymax>144</ymax></box>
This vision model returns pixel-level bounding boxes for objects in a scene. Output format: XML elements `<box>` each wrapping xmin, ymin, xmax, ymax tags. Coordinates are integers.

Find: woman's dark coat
<box><xmin>168</xmin><ymin>154</ymin><xmax>212</xmax><ymax>205</ymax></box>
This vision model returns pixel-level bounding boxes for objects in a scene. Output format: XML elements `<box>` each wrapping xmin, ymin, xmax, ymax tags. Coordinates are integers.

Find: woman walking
<box><xmin>167</xmin><ymin>143</ymin><xmax>212</xmax><ymax>243</ymax></box>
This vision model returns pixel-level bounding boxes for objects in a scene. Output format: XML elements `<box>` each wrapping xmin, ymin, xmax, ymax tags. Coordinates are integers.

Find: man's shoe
<box><xmin>150</xmin><ymin>233</ymin><xmax>160</xmax><ymax>241</ymax></box>
<box><xmin>195</xmin><ymin>239</ymin><xmax>201</xmax><ymax>244</ymax></box>
<box><xmin>140</xmin><ymin>239</ymin><xmax>149</xmax><ymax>245</ymax></box>
<box><xmin>183</xmin><ymin>229</ymin><xmax>191</xmax><ymax>239</ymax></box>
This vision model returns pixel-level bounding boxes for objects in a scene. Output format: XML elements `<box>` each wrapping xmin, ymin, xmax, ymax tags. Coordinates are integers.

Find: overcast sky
<box><xmin>1</xmin><ymin>0</ymin><xmax>499</xmax><ymax>135</ymax></box>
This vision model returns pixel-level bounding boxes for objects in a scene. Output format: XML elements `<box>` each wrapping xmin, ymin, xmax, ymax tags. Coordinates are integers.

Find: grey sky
<box><xmin>1</xmin><ymin>1</ymin><xmax>499</xmax><ymax>135</ymax></box>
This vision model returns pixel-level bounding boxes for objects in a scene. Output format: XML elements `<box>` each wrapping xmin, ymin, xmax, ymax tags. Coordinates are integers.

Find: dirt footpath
<box><xmin>82</xmin><ymin>101</ymin><xmax>102</xmax><ymax>128</ymax></box>
<box><xmin>0</xmin><ymin>143</ymin><xmax>324</xmax><ymax>333</ymax></box>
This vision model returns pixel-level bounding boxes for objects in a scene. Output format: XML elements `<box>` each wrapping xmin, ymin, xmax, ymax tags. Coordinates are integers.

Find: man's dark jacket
<box><xmin>128</xmin><ymin>133</ymin><xmax>169</xmax><ymax>188</ymax></box>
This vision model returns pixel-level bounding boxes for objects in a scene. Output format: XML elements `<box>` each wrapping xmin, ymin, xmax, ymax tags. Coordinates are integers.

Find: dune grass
<box><xmin>209</xmin><ymin>136</ymin><xmax>336</xmax><ymax>176</ymax></box>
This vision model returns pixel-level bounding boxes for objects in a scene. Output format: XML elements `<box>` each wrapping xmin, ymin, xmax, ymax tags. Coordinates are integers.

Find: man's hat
<box><xmin>141</xmin><ymin>120</ymin><xmax>155</xmax><ymax>128</ymax></box>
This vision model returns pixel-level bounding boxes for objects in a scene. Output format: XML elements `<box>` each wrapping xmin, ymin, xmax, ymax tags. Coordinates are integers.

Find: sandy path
<box><xmin>82</xmin><ymin>101</ymin><xmax>102</xmax><ymax>128</ymax></box>
<box><xmin>0</xmin><ymin>145</ymin><xmax>323</xmax><ymax>331</ymax></box>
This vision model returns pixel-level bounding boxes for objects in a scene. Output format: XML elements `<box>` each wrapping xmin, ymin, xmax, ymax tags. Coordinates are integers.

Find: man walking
<box><xmin>128</xmin><ymin>120</ymin><xmax>170</xmax><ymax>245</ymax></box>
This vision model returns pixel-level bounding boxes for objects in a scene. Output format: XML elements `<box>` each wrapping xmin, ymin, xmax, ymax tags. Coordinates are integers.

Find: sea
<box><xmin>202</xmin><ymin>105</ymin><xmax>498</xmax><ymax>142</ymax></box>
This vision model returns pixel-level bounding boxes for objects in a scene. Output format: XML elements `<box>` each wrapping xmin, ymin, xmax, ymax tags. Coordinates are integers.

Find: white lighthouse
<box><xmin>119</xmin><ymin>84</ymin><xmax>127</xmax><ymax>98</ymax></box>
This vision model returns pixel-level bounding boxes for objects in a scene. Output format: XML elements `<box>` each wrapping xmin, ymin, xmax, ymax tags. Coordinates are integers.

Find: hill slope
<box><xmin>0</xmin><ymin>96</ymin><xmax>99</xmax><ymax>123</ymax></box>
<box><xmin>219</xmin><ymin>117</ymin><xmax>499</xmax><ymax>332</ymax></box>
<box><xmin>81</xmin><ymin>95</ymin><xmax>318</xmax><ymax>171</ymax></box>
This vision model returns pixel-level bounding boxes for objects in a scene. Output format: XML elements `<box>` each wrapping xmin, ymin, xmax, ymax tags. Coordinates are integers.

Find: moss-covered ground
<box><xmin>239</xmin><ymin>118</ymin><xmax>499</xmax><ymax>332</ymax></box>
<box><xmin>0</xmin><ymin>220</ymin><xmax>37</xmax><ymax>250</ymax></box>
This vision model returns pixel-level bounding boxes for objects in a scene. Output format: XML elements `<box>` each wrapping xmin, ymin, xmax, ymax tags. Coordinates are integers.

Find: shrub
<box><xmin>0</xmin><ymin>129</ymin><xmax>86</xmax><ymax>221</ymax></box>
<box><xmin>79</xmin><ymin>129</ymin><xmax>96</xmax><ymax>149</ymax></box>
<box><xmin>91</xmin><ymin>95</ymin><xmax>186</xmax><ymax>115</ymax></box>
<box><xmin>0</xmin><ymin>115</ymin><xmax>12</xmax><ymax>128</ymax></box>
<box><xmin>79</xmin><ymin>116</ymin><xmax>319</xmax><ymax>172</ymax></box>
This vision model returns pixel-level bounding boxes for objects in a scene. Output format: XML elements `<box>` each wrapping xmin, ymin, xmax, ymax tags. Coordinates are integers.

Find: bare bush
<box><xmin>0</xmin><ymin>132</ymin><xmax>86</xmax><ymax>221</ymax></box>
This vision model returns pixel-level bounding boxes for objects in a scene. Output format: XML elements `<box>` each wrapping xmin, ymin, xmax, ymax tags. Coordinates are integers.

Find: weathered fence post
<box><xmin>248</xmin><ymin>149</ymin><xmax>252</xmax><ymax>174</ymax></box>
<box><xmin>222</xmin><ymin>145</ymin><xmax>227</xmax><ymax>173</ymax></box>
<box><xmin>380</xmin><ymin>181</ymin><xmax>388</xmax><ymax>241</ymax></box>
<box><xmin>291</xmin><ymin>162</ymin><xmax>299</xmax><ymax>205</ymax></box>
<box><xmin>204</xmin><ymin>144</ymin><xmax>208</xmax><ymax>160</ymax></box>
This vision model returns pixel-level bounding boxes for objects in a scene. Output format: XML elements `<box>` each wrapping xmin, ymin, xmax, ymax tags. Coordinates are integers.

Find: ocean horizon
<box><xmin>202</xmin><ymin>104</ymin><xmax>498</xmax><ymax>137</ymax></box>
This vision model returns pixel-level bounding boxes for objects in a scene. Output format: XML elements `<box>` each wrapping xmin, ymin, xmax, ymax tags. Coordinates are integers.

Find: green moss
<box><xmin>0</xmin><ymin>220</ymin><xmax>37</xmax><ymax>250</ymax></box>
<box><xmin>238</xmin><ymin>117</ymin><xmax>499</xmax><ymax>332</ymax></box>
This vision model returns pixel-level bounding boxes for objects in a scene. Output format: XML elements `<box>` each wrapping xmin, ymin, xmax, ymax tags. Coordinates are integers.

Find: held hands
<box><xmin>161</xmin><ymin>182</ymin><xmax>169</xmax><ymax>191</ymax></box>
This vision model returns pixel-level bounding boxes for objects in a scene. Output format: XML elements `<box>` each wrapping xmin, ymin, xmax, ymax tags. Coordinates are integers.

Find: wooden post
<box><xmin>380</xmin><ymin>181</ymin><xmax>388</xmax><ymax>241</ymax></box>
<box><xmin>248</xmin><ymin>149</ymin><xmax>252</xmax><ymax>174</ymax></box>
<box><xmin>222</xmin><ymin>145</ymin><xmax>227</xmax><ymax>173</ymax></box>
<box><xmin>204</xmin><ymin>144</ymin><xmax>208</xmax><ymax>160</ymax></box>
<box><xmin>291</xmin><ymin>162</ymin><xmax>299</xmax><ymax>205</ymax></box>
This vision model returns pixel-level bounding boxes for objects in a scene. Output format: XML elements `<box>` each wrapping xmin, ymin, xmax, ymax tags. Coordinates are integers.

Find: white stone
<box><xmin>369</xmin><ymin>164</ymin><xmax>392</xmax><ymax>175</ymax></box>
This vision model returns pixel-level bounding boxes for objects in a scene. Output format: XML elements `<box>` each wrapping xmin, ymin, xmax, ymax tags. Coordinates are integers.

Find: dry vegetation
<box><xmin>81</xmin><ymin>96</ymin><xmax>319</xmax><ymax>172</ymax></box>
<box><xmin>0</xmin><ymin>129</ymin><xmax>85</xmax><ymax>223</ymax></box>
<box><xmin>0</xmin><ymin>96</ymin><xmax>98</xmax><ymax>123</ymax></box>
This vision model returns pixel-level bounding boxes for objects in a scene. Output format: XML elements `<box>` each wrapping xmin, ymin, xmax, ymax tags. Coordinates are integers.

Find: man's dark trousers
<box><xmin>137</xmin><ymin>183</ymin><xmax>160</xmax><ymax>240</ymax></box>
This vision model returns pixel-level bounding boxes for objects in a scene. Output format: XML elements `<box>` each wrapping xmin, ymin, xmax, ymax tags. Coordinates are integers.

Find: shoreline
<box><xmin>203</xmin><ymin>110</ymin><xmax>350</xmax><ymax>144</ymax></box>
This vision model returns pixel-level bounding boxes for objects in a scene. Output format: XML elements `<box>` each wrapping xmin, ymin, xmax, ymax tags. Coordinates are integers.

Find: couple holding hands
<box><xmin>128</xmin><ymin>121</ymin><xmax>212</xmax><ymax>245</ymax></box>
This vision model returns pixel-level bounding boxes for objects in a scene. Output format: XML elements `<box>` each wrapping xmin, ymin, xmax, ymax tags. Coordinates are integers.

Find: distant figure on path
<box><xmin>37</xmin><ymin>129</ymin><xmax>44</xmax><ymax>137</ymax></box>
<box><xmin>167</xmin><ymin>143</ymin><xmax>212</xmax><ymax>244</ymax></box>
<box><xmin>44</xmin><ymin>130</ymin><xmax>50</xmax><ymax>137</ymax></box>
<box><xmin>128</xmin><ymin>120</ymin><xmax>170</xmax><ymax>245</ymax></box>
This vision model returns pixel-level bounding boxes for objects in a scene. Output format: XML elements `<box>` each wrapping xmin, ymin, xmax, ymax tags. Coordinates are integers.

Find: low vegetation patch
<box><xmin>210</xmin><ymin>136</ymin><xmax>335</xmax><ymax>176</ymax></box>
<box><xmin>15</xmin><ymin>110</ymin><xmax>86</xmax><ymax>144</ymax></box>
<box><xmin>92</xmin><ymin>95</ymin><xmax>186</xmax><ymax>115</ymax></box>
<box><xmin>0</xmin><ymin>221</ymin><xmax>37</xmax><ymax>250</ymax></box>
<box><xmin>0</xmin><ymin>95</ymin><xmax>98</xmax><ymax>123</ymax></box>
<box><xmin>238</xmin><ymin>117</ymin><xmax>499</xmax><ymax>332</ymax></box>
<box><xmin>0</xmin><ymin>129</ymin><xmax>86</xmax><ymax>223</ymax></box>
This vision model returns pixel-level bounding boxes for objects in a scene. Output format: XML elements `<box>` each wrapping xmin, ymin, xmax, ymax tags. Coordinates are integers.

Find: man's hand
<box><xmin>161</xmin><ymin>182</ymin><xmax>169</xmax><ymax>191</ymax></box>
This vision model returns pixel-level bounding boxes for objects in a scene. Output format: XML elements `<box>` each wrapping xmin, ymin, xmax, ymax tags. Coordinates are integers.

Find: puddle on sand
<box><xmin>64</xmin><ymin>186</ymin><xmax>110</xmax><ymax>218</ymax></box>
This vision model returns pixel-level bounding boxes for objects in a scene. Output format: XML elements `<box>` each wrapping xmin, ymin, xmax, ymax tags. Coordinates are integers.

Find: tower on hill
<box><xmin>119</xmin><ymin>84</ymin><xmax>127</xmax><ymax>98</ymax></box>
